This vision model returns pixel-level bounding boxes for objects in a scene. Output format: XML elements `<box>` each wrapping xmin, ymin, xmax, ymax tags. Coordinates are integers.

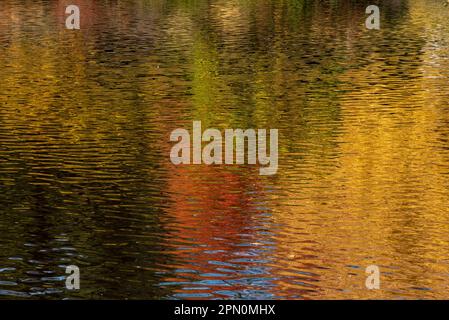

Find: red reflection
<box><xmin>163</xmin><ymin>159</ymin><xmax>270</xmax><ymax>298</ymax></box>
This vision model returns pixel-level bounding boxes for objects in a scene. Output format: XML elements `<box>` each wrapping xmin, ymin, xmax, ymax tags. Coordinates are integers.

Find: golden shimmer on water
<box><xmin>0</xmin><ymin>0</ymin><xmax>448</xmax><ymax>299</ymax></box>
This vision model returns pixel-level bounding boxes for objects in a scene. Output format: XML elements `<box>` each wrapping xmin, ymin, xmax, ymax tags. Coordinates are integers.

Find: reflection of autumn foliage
<box><xmin>166</xmin><ymin>164</ymin><xmax>260</xmax><ymax>252</ymax></box>
<box><xmin>162</xmin><ymin>163</ymin><xmax>271</xmax><ymax>298</ymax></box>
<box><xmin>1</xmin><ymin>0</ymin><xmax>449</xmax><ymax>300</ymax></box>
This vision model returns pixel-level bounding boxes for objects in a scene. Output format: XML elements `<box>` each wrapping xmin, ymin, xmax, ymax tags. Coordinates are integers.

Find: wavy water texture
<box><xmin>0</xmin><ymin>0</ymin><xmax>448</xmax><ymax>299</ymax></box>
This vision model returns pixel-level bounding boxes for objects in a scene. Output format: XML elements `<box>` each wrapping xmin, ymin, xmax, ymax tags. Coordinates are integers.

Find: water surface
<box><xmin>0</xmin><ymin>0</ymin><xmax>449</xmax><ymax>299</ymax></box>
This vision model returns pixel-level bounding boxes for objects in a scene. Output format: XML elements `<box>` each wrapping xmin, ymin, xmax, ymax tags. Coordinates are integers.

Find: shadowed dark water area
<box><xmin>0</xmin><ymin>0</ymin><xmax>449</xmax><ymax>299</ymax></box>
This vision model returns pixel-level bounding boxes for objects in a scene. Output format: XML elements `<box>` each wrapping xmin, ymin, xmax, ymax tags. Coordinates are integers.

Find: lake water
<box><xmin>0</xmin><ymin>0</ymin><xmax>449</xmax><ymax>299</ymax></box>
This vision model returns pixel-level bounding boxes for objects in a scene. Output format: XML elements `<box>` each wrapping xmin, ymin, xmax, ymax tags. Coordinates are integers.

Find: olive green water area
<box><xmin>0</xmin><ymin>0</ymin><xmax>449</xmax><ymax>299</ymax></box>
